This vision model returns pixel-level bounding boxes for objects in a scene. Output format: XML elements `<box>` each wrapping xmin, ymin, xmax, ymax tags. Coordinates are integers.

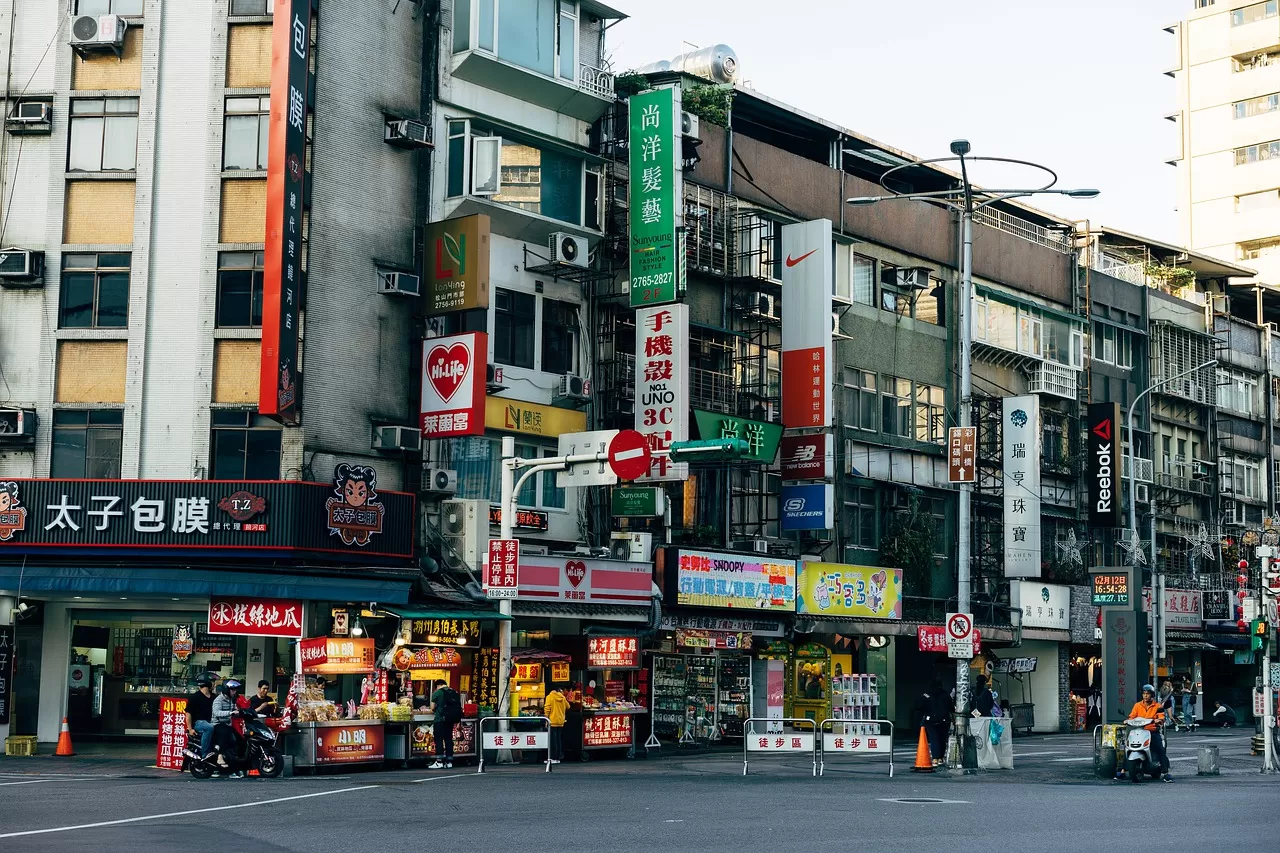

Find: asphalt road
<box><xmin>1</xmin><ymin>730</ymin><xmax>1276</xmax><ymax>853</ymax></box>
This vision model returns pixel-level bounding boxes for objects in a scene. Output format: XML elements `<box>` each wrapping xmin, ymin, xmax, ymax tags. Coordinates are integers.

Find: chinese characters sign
<box><xmin>673</xmin><ymin>628</ymin><xmax>752</xmax><ymax>650</ymax></box>
<box><xmin>692</xmin><ymin>410</ymin><xmax>782</xmax><ymax>464</ymax></box>
<box><xmin>259</xmin><ymin>0</ymin><xmax>315</xmax><ymax>424</ymax></box>
<box><xmin>780</xmin><ymin>220</ymin><xmax>833</xmax><ymax>429</ymax></box>
<box><xmin>1013</xmin><ymin>581</ymin><xmax>1069</xmax><ymax>631</ymax></box>
<box><xmin>156</xmin><ymin>696</ymin><xmax>188</xmax><ymax>771</ymax></box>
<box><xmin>474</xmin><ymin>648</ymin><xmax>499</xmax><ymax>708</ymax></box>
<box><xmin>426</xmin><ymin>214</ymin><xmax>490</xmax><ymax>314</ymax></box>
<box><xmin>1142</xmin><ymin>587</ymin><xmax>1204</xmax><ymax>629</ymax></box>
<box><xmin>748</xmin><ymin>733</ymin><xmax>815</xmax><ymax>752</ymax></box>
<box><xmin>516</xmin><ymin>556</ymin><xmax>652</xmax><ymax>605</ymax></box>
<box><xmin>485</xmin><ymin>397</ymin><xmax>586</xmax><ymax>439</ymax></box>
<box><xmin>796</xmin><ymin>563</ymin><xmax>902</xmax><ymax>620</ymax></box>
<box><xmin>1103</xmin><ymin>609</ymin><xmax>1142</xmax><ymax>723</ymax></box>
<box><xmin>408</xmin><ymin>619</ymin><xmax>481</xmax><ymax>645</ymax></box>
<box><xmin>628</xmin><ymin>86</ymin><xmax>682</xmax><ymax>307</ymax></box>
<box><xmin>586</xmin><ymin>636</ymin><xmax>640</xmax><ymax>669</ymax></box>
<box><xmin>1091</xmin><ymin>571</ymin><xmax>1131</xmax><ymax>607</ymax></box>
<box><xmin>300</xmin><ymin>637</ymin><xmax>376</xmax><ymax>674</ymax></box>
<box><xmin>485</xmin><ymin>537</ymin><xmax>519</xmax><ymax>599</ymax></box>
<box><xmin>483</xmin><ymin>731</ymin><xmax>548</xmax><ymax>750</ymax></box>
<box><xmin>412</xmin><ymin>719</ymin><xmax>476</xmax><ymax>756</ymax></box>
<box><xmin>208</xmin><ymin>597</ymin><xmax>303</xmax><ymax>638</ymax></box>
<box><xmin>0</xmin><ymin>626</ymin><xmax>13</xmax><ymax>725</ymax></box>
<box><xmin>513</xmin><ymin>662</ymin><xmax>542</xmax><ymax>681</ymax></box>
<box><xmin>583</xmin><ymin>713</ymin><xmax>633</xmax><ymax>747</ymax></box>
<box><xmin>635</xmin><ymin>303</ymin><xmax>689</xmax><ymax>481</ymax></box>
<box><xmin>420</xmin><ymin>331</ymin><xmax>487</xmax><ymax>439</ymax></box>
<box><xmin>948</xmin><ymin>426</ymin><xmax>977</xmax><ymax>484</ymax></box>
<box><xmin>1002</xmin><ymin>395</ymin><xmax>1041</xmax><ymax>578</ymax></box>
<box><xmin>487</xmin><ymin>505</ymin><xmax>549</xmax><ymax>531</ymax></box>
<box><xmin>315</xmin><ymin>723</ymin><xmax>385</xmax><ymax>764</ymax></box>
<box><xmin>917</xmin><ymin>625</ymin><xmax>982</xmax><ymax>654</ymax></box>
<box><xmin>0</xmin><ymin>479</ymin><xmax>413</xmax><ymax>557</ymax></box>
<box><xmin>673</xmin><ymin>549</ymin><xmax>796</xmax><ymax>612</ymax></box>
<box><xmin>822</xmin><ymin>733</ymin><xmax>888</xmax><ymax>753</ymax></box>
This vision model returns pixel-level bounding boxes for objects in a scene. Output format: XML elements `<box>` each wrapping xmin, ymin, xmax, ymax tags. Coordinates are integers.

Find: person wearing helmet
<box><xmin>211</xmin><ymin>678</ymin><xmax>250</xmax><ymax>771</ymax></box>
<box><xmin>186</xmin><ymin>673</ymin><xmax>218</xmax><ymax>760</ymax></box>
<box><xmin>1128</xmin><ymin>683</ymin><xmax>1172</xmax><ymax>782</ymax></box>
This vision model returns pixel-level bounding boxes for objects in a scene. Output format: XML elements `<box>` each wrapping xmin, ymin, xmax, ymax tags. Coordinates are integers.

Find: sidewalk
<box><xmin>0</xmin><ymin>740</ymin><xmax>171</xmax><ymax>777</ymax></box>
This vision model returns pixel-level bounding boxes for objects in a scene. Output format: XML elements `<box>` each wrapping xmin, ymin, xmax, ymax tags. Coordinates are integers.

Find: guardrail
<box><xmin>818</xmin><ymin>718</ymin><xmax>894</xmax><ymax>777</ymax></box>
<box><xmin>743</xmin><ymin>717</ymin><xmax>817</xmax><ymax>776</ymax></box>
<box><xmin>477</xmin><ymin>716</ymin><xmax>552</xmax><ymax>774</ymax></box>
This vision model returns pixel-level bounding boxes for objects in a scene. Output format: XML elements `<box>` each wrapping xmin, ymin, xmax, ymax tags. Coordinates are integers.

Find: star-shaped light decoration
<box><xmin>1185</xmin><ymin>523</ymin><xmax>1217</xmax><ymax>562</ymax></box>
<box><xmin>1117</xmin><ymin>528</ymin><xmax>1148</xmax><ymax>566</ymax></box>
<box><xmin>1055</xmin><ymin>529</ymin><xmax>1084</xmax><ymax>567</ymax></box>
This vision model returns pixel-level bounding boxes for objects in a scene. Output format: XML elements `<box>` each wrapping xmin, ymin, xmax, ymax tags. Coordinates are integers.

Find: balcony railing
<box><xmin>690</xmin><ymin>367</ymin><xmax>736</xmax><ymax>413</ymax></box>
<box><xmin>972</xmin><ymin>206</ymin><xmax>1072</xmax><ymax>253</ymax></box>
<box><xmin>1027</xmin><ymin>362</ymin><xmax>1078</xmax><ymax>399</ymax></box>
<box><xmin>578</xmin><ymin>64</ymin><xmax>615</xmax><ymax>101</ymax></box>
<box><xmin>1122</xmin><ymin>455</ymin><xmax>1154</xmax><ymax>483</ymax></box>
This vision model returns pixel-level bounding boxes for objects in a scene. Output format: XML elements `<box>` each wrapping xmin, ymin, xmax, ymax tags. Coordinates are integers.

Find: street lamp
<box><xmin>847</xmin><ymin>140</ymin><xmax>1097</xmax><ymax>769</ymax></box>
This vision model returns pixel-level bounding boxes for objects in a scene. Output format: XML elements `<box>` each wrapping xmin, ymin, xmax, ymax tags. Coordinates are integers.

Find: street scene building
<box><xmin>0</xmin><ymin>0</ymin><xmax>1276</xmax><ymax>786</ymax></box>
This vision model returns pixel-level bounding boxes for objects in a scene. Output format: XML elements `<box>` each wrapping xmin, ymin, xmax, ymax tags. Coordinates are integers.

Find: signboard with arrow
<box><xmin>948</xmin><ymin>427</ymin><xmax>976</xmax><ymax>484</ymax></box>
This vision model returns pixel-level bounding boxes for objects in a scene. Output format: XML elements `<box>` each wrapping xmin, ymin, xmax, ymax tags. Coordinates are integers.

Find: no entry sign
<box><xmin>608</xmin><ymin>429</ymin><xmax>651</xmax><ymax>481</ymax></box>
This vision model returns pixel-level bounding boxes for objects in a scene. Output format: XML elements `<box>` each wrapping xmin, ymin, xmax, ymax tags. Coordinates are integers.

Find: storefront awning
<box><xmin>0</xmin><ymin>565</ymin><xmax>414</xmax><ymax>603</ymax></box>
<box><xmin>1207</xmin><ymin>633</ymin><xmax>1251</xmax><ymax>649</ymax></box>
<box><xmin>386</xmin><ymin>605</ymin><xmax>512</xmax><ymax>621</ymax></box>
<box><xmin>513</xmin><ymin>602</ymin><xmax>651</xmax><ymax>623</ymax></box>
<box><xmin>1168</xmin><ymin>641</ymin><xmax>1217</xmax><ymax>651</ymax></box>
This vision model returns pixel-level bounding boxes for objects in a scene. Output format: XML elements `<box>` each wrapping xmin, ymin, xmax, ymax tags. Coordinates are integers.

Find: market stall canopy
<box><xmin>385</xmin><ymin>605</ymin><xmax>511</xmax><ymax>621</ymax></box>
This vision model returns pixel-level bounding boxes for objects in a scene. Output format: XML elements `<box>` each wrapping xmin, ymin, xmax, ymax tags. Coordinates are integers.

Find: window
<box><xmin>881</xmin><ymin>377</ymin><xmax>913</xmax><ymax>438</ymax></box>
<box><xmin>68</xmin><ymin>98</ymin><xmax>138</xmax><ymax>172</ymax></box>
<box><xmin>557</xmin><ymin>0</ymin><xmax>577</xmax><ymax>81</ymax></box>
<box><xmin>1091</xmin><ymin>322</ymin><xmax>1134</xmax><ymax>369</ymax></box>
<box><xmin>1234</xmin><ymin>92</ymin><xmax>1280</xmax><ymax>119</ymax></box>
<box><xmin>1237</xmin><ymin>189</ymin><xmax>1280</xmax><ymax>212</ymax></box>
<box><xmin>216</xmin><ymin>251</ymin><xmax>265</xmax><ymax>328</ymax></box>
<box><xmin>60</xmin><ymin>253</ymin><xmax>130</xmax><ymax>329</ymax></box>
<box><xmin>458</xmin><ymin>0</ymin><xmax>579</xmax><ymax>82</ymax></box>
<box><xmin>1220</xmin><ymin>455</ymin><xmax>1262</xmax><ymax>500</ymax></box>
<box><xmin>230</xmin><ymin>0</ymin><xmax>275</xmax><ymax>13</ymax></box>
<box><xmin>494</xmin><ymin>288</ymin><xmax>535</xmax><ymax>369</ymax></box>
<box><xmin>51</xmin><ymin>410</ymin><xmax>123</xmax><ymax>478</ymax></box>
<box><xmin>1234</xmin><ymin>139</ymin><xmax>1280</xmax><ymax>165</ymax></box>
<box><xmin>1232</xmin><ymin>0</ymin><xmax>1277</xmax><ymax>26</ymax></box>
<box><xmin>851</xmin><ymin>254</ymin><xmax>874</xmax><ymax>305</ymax></box>
<box><xmin>880</xmin><ymin>376</ymin><xmax>944</xmax><ymax>443</ymax></box>
<box><xmin>1233</xmin><ymin>49</ymin><xmax>1280</xmax><ymax>72</ymax></box>
<box><xmin>1240</xmin><ymin>238</ymin><xmax>1280</xmax><ymax>260</ymax></box>
<box><xmin>541</xmin><ymin>298</ymin><xmax>580</xmax><ymax>376</ymax></box>
<box><xmin>1042</xmin><ymin>411</ymin><xmax>1070</xmax><ymax>469</ymax></box>
<box><xmin>445</xmin><ymin>119</ymin><xmax>586</xmax><ymax>224</ymax></box>
<box><xmin>914</xmin><ymin>278</ymin><xmax>944</xmax><ymax>325</ymax></box>
<box><xmin>75</xmin><ymin>0</ymin><xmax>144</xmax><ymax>13</ymax></box>
<box><xmin>224</xmin><ymin>97</ymin><xmax>270</xmax><ymax>170</ymax></box>
<box><xmin>1217</xmin><ymin>368</ymin><xmax>1258</xmax><ymax>415</ymax></box>
<box><xmin>915</xmin><ymin>383</ymin><xmax>945</xmax><ymax>443</ymax></box>
<box><xmin>210</xmin><ymin>411</ymin><xmax>281</xmax><ymax>480</ymax></box>
<box><xmin>842</xmin><ymin>487</ymin><xmax>878</xmax><ymax>550</ymax></box>
<box><xmin>842</xmin><ymin>368</ymin><xmax>877</xmax><ymax>431</ymax></box>
<box><xmin>450</xmin><ymin>436</ymin><xmax>565</xmax><ymax>510</ymax></box>
<box><xmin>1017</xmin><ymin>313</ymin><xmax>1043</xmax><ymax>357</ymax></box>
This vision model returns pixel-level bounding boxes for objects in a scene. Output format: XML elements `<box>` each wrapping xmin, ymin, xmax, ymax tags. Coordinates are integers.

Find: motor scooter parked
<box><xmin>182</xmin><ymin>710</ymin><xmax>284</xmax><ymax>780</ymax></box>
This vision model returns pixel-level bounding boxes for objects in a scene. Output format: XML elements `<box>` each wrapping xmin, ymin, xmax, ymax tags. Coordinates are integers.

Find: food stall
<box><xmin>573</xmin><ymin>637</ymin><xmax>644</xmax><ymax>760</ymax></box>
<box><xmin>292</xmin><ymin>637</ymin><xmax>387</xmax><ymax>772</ymax></box>
<box><xmin>397</xmin><ymin>644</ymin><xmax>480</xmax><ymax>764</ymax></box>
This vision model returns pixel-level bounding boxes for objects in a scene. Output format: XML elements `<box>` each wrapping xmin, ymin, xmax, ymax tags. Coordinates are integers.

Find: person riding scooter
<box><xmin>211</xmin><ymin>679</ymin><xmax>251</xmax><ymax>775</ymax></box>
<box><xmin>1127</xmin><ymin>684</ymin><xmax>1173</xmax><ymax>782</ymax></box>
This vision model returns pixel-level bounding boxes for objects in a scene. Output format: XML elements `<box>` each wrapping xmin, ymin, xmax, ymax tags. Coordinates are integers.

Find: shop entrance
<box><xmin>67</xmin><ymin>613</ymin><xmax>248</xmax><ymax>738</ymax></box>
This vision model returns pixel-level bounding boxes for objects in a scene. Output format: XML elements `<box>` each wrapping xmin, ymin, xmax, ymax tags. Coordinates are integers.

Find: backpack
<box><xmin>438</xmin><ymin>687</ymin><xmax>463</xmax><ymax>724</ymax></box>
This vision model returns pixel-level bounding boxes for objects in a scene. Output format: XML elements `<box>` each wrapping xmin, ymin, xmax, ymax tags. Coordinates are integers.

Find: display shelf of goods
<box><xmin>651</xmin><ymin>654</ymin><xmax>687</xmax><ymax>737</ymax></box>
<box><xmin>717</xmin><ymin>656</ymin><xmax>750</xmax><ymax>738</ymax></box>
<box><xmin>685</xmin><ymin>655</ymin><xmax>717</xmax><ymax>728</ymax></box>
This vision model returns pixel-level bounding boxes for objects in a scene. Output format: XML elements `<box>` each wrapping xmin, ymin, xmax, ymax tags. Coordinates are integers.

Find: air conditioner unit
<box><xmin>747</xmin><ymin>292</ymin><xmax>777</xmax><ymax>320</ymax></box>
<box><xmin>831</xmin><ymin>311</ymin><xmax>850</xmax><ymax>339</ymax></box>
<box><xmin>0</xmin><ymin>408</ymin><xmax>37</xmax><ymax>444</ymax></box>
<box><xmin>893</xmin><ymin>267</ymin><xmax>930</xmax><ymax>290</ymax></box>
<box><xmin>441</xmin><ymin>499</ymin><xmax>487</xmax><ymax>572</ymax></box>
<box><xmin>610</xmin><ymin>531</ymin><xmax>653</xmax><ymax>562</ymax></box>
<box><xmin>681</xmin><ymin>111</ymin><xmax>700</xmax><ymax>140</ymax></box>
<box><xmin>5</xmin><ymin>101</ymin><xmax>52</xmax><ymax>132</ymax></box>
<box><xmin>384</xmin><ymin>118</ymin><xmax>431</xmax><ymax>149</ymax></box>
<box><xmin>378</xmin><ymin>270</ymin><xmax>421</xmax><ymax>297</ymax></box>
<box><xmin>0</xmin><ymin>248</ymin><xmax>45</xmax><ymax>284</ymax></box>
<box><xmin>421</xmin><ymin>466</ymin><xmax>459</xmax><ymax>496</ymax></box>
<box><xmin>69</xmin><ymin>14</ymin><xmax>126</xmax><ymax>52</ymax></box>
<box><xmin>372</xmin><ymin>425</ymin><xmax>422</xmax><ymax>453</ymax></box>
<box><xmin>750</xmin><ymin>538</ymin><xmax>769</xmax><ymax>554</ymax></box>
<box><xmin>554</xmin><ymin>374</ymin><xmax>588</xmax><ymax>404</ymax></box>
<box><xmin>549</xmin><ymin>232</ymin><xmax>588</xmax><ymax>268</ymax></box>
<box><xmin>1135</xmin><ymin>483</ymin><xmax>1150</xmax><ymax>504</ymax></box>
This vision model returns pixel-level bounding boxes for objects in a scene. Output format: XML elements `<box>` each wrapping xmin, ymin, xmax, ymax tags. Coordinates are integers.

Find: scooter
<box><xmin>182</xmin><ymin>710</ymin><xmax>284</xmax><ymax>780</ymax></box>
<box><xmin>1119</xmin><ymin>716</ymin><xmax>1164</xmax><ymax>783</ymax></box>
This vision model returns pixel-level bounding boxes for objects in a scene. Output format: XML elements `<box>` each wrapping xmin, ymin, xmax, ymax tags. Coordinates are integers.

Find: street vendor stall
<box><xmin>291</xmin><ymin>637</ymin><xmax>387</xmax><ymax>771</ymax></box>
<box><xmin>573</xmin><ymin>637</ymin><xmax>644</xmax><ymax>760</ymax></box>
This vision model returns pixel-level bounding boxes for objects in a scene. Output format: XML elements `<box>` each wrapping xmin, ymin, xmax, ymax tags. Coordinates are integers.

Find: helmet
<box><xmin>195</xmin><ymin>673</ymin><xmax>214</xmax><ymax>688</ymax></box>
<box><xmin>1141</xmin><ymin>683</ymin><xmax>1156</xmax><ymax>694</ymax></box>
<box><xmin>225</xmin><ymin>679</ymin><xmax>243</xmax><ymax>692</ymax></box>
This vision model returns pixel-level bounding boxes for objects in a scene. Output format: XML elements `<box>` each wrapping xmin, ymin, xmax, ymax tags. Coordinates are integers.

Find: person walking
<box><xmin>544</xmin><ymin>686</ymin><xmax>569</xmax><ymax>764</ymax></box>
<box><xmin>428</xmin><ymin>678</ymin><xmax>462</xmax><ymax>769</ymax></box>
<box><xmin>1182</xmin><ymin>676</ymin><xmax>1197</xmax><ymax>726</ymax></box>
<box><xmin>1159</xmin><ymin>680</ymin><xmax>1176</xmax><ymax>725</ymax></box>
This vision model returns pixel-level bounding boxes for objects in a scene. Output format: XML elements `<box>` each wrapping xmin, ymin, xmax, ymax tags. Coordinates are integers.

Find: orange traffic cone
<box><xmin>54</xmin><ymin>717</ymin><xmax>75</xmax><ymax>757</ymax></box>
<box><xmin>910</xmin><ymin>727</ymin><xmax>934</xmax><ymax>773</ymax></box>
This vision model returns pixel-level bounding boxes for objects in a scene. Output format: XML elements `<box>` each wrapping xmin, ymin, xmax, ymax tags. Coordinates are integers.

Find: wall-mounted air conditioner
<box><xmin>378</xmin><ymin>269</ymin><xmax>421</xmax><ymax>297</ymax></box>
<box><xmin>0</xmin><ymin>409</ymin><xmax>37</xmax><ymax>444</ymax></box>
<box><xmin>372</xmin><ymin>425</ymin><xmax>422</xmax><ymax>453</ymax></box>
<box><xmin>549</xmin><ymin>232</ymin><xmax>588</xmax><ymax>268</ymax></box>
<box><xmin>385</xmin><ymin>118</ymin><xmax>431</xmax><ymax>149</ymax></box>
<box><xmin>69</xmin><ymin>14</ymin><xmax>126</xmax><ymax>54</ymax></box>
<box><xmin>554</xmin><ymin>374</ymin><xmax>589</xmax><ymax>405</ymax></box>
<box><xmin>421</xmin><ymin>467</ymin><xmax>459</xmax><ymax>496</ymax></box>
<box><xmin>0</xmin><ymin>248</ymin><xmax>45</xmax><ymax>285</ymax></box>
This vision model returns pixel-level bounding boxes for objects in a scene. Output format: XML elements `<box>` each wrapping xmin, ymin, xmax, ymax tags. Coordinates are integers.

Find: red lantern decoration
<box><xmin>1238</xmin><ymin>590</ymin><xmax>1249</xmax><ymax>600</ymax></box>
<box><xmin>1238</xmin><ymin>574</ymin><xmax>1250</xmax><ymax>586</ymax></box>
<box><xmin>1238</xmin><ymin>559</ymin><xmax>1249</xmax><ymax>570</ymax></box>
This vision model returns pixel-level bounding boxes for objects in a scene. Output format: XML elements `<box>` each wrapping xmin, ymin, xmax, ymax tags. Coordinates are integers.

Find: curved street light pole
<box><xmin>847</xmin><ymin>141</ymin><xmax>1097</xmax><ymax>769</ymax></box>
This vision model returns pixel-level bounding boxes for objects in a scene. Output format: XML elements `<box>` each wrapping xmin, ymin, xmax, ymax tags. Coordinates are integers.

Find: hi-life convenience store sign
<box><xmin>628</xmin><ymin>86</ymin><xmax>683</xmax><ymax>307</ymax></box>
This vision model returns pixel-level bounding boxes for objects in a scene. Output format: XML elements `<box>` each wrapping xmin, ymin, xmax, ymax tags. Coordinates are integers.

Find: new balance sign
<box><xmin>780</xmin><ymin>483</ymin><xmax>833</xmax><ymax>531</ymax></box>
<box><xmin>1087</xmin><ymin>402</ymin><xmax>1122</xmax><ymax>529</ymax></box>
<box><xmin>780</xmin><ymin>433</ymin><xmax>832</xmax><ymax>480</ymax></box>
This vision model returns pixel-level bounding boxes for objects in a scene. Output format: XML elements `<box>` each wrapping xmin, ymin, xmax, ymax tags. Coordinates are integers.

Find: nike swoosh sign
<box><xmin>785</xmin><ymin>249</ymin><xmax>817</xmax><ymax>267</ymax></box>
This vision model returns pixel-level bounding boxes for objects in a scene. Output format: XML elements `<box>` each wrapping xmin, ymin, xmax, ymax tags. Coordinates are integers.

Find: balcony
<box><xmin>1154</xmin><ymin>471</ymin><xmax>1212</xmax><ymax>495</ymax></box>
<box><xmin>1027</xmin><ymin>362</ymin><xmax>1078</xmax><ymax>399</ymax></box>
<box><xmin>690</xmin><ymin>367</ymin><xmax>736</xmax><ymax>414</ymax></box>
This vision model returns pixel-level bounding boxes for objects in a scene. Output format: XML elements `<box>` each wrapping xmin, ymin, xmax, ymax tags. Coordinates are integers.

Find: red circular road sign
<box><xmin>608</xmin><ymin>429</ymin><xmax>652</xmax><ymax>481</ymax></box>
<box><xmin>946</xmin><ymin>613</ymin><xmax>972</xmax><ymax>641</ymax></box>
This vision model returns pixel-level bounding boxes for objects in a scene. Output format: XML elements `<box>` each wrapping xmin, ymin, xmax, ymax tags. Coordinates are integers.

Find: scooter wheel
<box><xmin>256</xmin><ymin>750</ymin><xmax>284</xmax><ymax>778</ymax></box>
<box><xmin>1127</xmin><ymin>758</ymin><xmax>1143</xmax><ymax>783</ymax></box>
<box><xmin>189</xmin><ymin>760</ymin><xmax>215</xmax><ymax>780</ymax></box>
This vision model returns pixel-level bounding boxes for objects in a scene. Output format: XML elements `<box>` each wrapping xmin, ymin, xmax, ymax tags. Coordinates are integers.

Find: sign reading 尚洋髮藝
<box><xmin>628</xmin><ymin>87</ymin><xmax>683</xmax><ymax>307</ymax></box>
<box><xmin>1002</xmin><ymin>396</ymin><xmax>1041</xmax><ymax>578</ymax></box>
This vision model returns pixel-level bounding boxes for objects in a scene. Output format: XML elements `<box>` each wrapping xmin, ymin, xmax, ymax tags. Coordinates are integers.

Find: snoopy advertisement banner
<box><xmin>796</xmin><ymin>563</ymin><xmax>903</xmax><ymax>620</ymax></box>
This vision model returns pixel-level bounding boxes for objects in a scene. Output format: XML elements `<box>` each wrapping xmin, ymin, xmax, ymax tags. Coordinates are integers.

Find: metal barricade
<box><xmin>477</xmin><ymin>716</ymin><xmax>552</xmax><ymax>774</ymax></box>
<box><xmin>818</xmin><ymin>718</ymin><xmax>894</xmax><ymax>777</ymax></box>
<box><xmin>743</xmin><ymin>717</ymin><xmax>817</xmax><ymax>777</ymax></box>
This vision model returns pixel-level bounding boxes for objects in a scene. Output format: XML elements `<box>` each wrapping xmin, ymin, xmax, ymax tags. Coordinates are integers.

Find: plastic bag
<box><xmin>989</xmin><ymin>718</ymin><xmax>1005</xmax><ymax>746</ymax></box>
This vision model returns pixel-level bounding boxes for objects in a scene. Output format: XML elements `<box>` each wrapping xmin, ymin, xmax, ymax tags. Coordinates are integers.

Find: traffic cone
<box><xmin>54</xmin><ymin>717</ymin><xmax>75</xmax><ymax>757</ymax></box>
<box><xmin>911</xmin><ymin>727</ymin><xmax>934</xmax><ymax>773</ymax></box>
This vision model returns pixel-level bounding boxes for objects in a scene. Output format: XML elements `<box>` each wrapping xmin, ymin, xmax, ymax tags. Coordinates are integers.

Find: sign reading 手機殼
<box><xmin>635</xmin><ymin>304</ymin><xmax>689</xmax><ymax>481</ymax></box>
<box><xmin>628</xmin><ymin>87</ymin><xmax>682</xmax><ymax>307</ymax></box>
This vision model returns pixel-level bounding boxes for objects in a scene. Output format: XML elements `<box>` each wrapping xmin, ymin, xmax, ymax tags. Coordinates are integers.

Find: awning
<box><xmin>0</xmin><ymin>565</ymin><xmax>413</xmax><ymax>603</ymax></box>
<box><xmin>386</xmin><ymin>605</ymin><xmax>511</xmax><ymax>621</ymax></box>
<box><xmin>513</xmin><ymin>602</ymin><xmax>650</xmax><ymax>623</ymax></box>
<box><xmin>1207</xmin><ymin>633</ymin><xmax>1251</xmax><ymax>649</ymax></box>
<box><xmin>1168</xmin><ymin>641</ymin><xmax>1217</xmax><ymax>651</ymax></box>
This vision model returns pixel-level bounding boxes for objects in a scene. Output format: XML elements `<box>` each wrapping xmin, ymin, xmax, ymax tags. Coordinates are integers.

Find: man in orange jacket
<box><xmin>1128</xmin><ymin>684</ymin><xmax>1172</xmax><ymax>782</ymax></box>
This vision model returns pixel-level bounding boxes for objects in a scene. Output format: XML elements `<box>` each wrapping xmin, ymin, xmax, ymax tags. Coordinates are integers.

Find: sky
<box><xmin>608</xmin><ymin>0</ymin><xmax>1187</xmax><ymax>243</ymax></box>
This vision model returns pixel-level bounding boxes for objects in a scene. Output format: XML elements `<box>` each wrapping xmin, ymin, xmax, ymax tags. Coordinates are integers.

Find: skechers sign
<box><xmin>1087</xmin><ymin>402</ymin><xmax>1122</xmax><ymax>529</ymax></box>
<box><xmin>780</xmin><ymin>483</ymin><xmax>834</xmax><ymax>531</ymax></box>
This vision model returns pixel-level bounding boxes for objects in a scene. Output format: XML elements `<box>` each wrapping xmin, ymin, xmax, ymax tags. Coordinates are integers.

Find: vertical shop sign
<box><xmin>628</xmin><ymin>86</ymin><xmax>682</xmax><ymax>307</ymax></box>
<box><xmin>780</xmin><ymin>219</ymin><xmax>833</xmax><ymax>428</ymax></box>
<box><xmin>635</xmin><ymin>303</ymin><xmax>689</xmax><ymax>481</ymax></box>
<box><xmin>425</xmin><ymin>214</ymin><xmax>491</xmax><ymax>314</ymax></box>
<box><xmin>172</xmin><ymin>624</ymin><xmax>194</xmax><ymax>661</ymax></box>
<box><xmin>1086</xmin><ymin>402</ymin><xmax>1123</xmax><ymax>529</ymax></box>
<box><xmin>1002</xmin><ymin>395</ymin><xmax>1041</xmax><ymax>578</ymax></box>
<box><xmin>0</xmin><ymin>625</ymin><xmax>13</xmax><ymax>725</ymax></box>
<box><xmin>259</xmin><ymin>0</ymin><xmax>315</xmax><ymax>424</ymax></box>
<box><xmin>485</xmin><ymin>537</ymin><xmax>520</xmax><ymax>599</ymax></box>
<box><xmin>156</xmin><ymin>696</ymin><xmax>188</xmax><ymax>771</ymax></box>
<box><xmin>1103</xmin><ymin>609</ymin><xmax>1142</xmax><ymax>723</ymax></box>
<box><xmin>420</xmin><ymin>331</ymin><xmax>487</xmax><ymax>439</ymax></box>
<box><xmin>475</xmin><ymin>648</ymin><xmax>499</xmax><ymax>708</ymax></box>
